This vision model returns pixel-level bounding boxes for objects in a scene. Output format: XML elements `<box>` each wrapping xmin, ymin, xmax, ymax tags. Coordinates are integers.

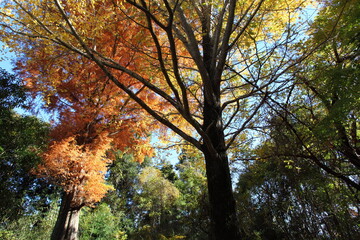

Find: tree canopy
<box><xmin>0</xmin><ymin>0</ymin><xmax>359</xmax><ymax>239</ymax></box>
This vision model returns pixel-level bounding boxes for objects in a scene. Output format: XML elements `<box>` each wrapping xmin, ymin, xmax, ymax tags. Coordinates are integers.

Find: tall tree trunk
<box><xmin>51</xmin><ymin>192</ymin><xmax>81</xmax><ymax>240</ymax></box>
<box><xmin>202</xmin><ymin>100</ymin><xmax>240</xmax><ymax>240</ymax></box>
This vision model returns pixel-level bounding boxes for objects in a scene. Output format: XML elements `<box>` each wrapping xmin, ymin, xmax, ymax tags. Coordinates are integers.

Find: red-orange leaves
<box><xmin>8</xmin><ymin>0</ymin><xmax>163</xmax><ymax>207</ymax></box>
<box><xmin>35</xmin><ymin>133</ymin><xmax>113</xmax><ymax>207</ymax></box>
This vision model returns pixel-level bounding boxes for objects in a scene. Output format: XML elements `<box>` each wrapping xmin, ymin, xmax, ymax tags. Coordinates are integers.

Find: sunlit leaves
<box><xmin>138</xmin><ymin>167</ymin><xmax>180</xmax><ymax>210</ymax></box>
<box><xmin>34</xmin><ymin>134</ymin><xmax>112</xmax><ymax>207</ymax></box>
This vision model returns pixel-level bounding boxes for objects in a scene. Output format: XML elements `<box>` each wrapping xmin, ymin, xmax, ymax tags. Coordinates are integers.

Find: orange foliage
<box><xmin>20</xmin><ymin>0</ymin><xmax>163</xmax><ymax>207</ymax></box>
<box><xmin>11</xmin><ymin>0</ymin><xmax>197</xmax><ymax>207</ymax></box>
<box><xmin>35</xmin><ymin>133</ymin><xmax>113</xmax><ymax>207</ymax></box>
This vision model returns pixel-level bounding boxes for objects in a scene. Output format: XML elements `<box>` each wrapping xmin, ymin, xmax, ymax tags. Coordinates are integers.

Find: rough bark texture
<box><xmin>51</xmin><ymin>192</ymin><xmax>80</xmax><ymax>240</ymax></box>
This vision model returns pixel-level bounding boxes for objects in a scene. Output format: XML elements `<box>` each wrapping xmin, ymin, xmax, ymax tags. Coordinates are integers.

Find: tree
<box><xmin>0</xmin><ymin>1</ymin><xmax>326</xmax><ymax>238</ymax></box>
<box><xmin>104</xmin><ymin>148</ymin><xmax>209</xmax><ymax>239</ymax></box>
<box><xmin>0</xmin><ymin>68</ymin><xmax>51</xmax><ymax>222</ymax></box>
<box><xmin>103</xmin><ymin>152</ymin><xmax>148</xmax><ymax>237</ymax></box>
<box><xmin>0</xmin><ymin>201</ymin><xmax>59</xmax><ymax>240</ymax></box>
<box><xmin>135</xmin><ymin>166</ymin><xmax>181</xmax><ymax>239</ymax></box>
<box><xmin>80</xmin><ymin>203</ymin><xmax>124</xmax><ymax>240</ymax></box>
<box><xmin>295</xmin><ymin>0</ymin><xmax>360</xmax><ymax>189</ymax></box>
<box><xmin>231</xmin><ymin>1</ymin><xmax>360</xmax><ymax>237</ymax></box>
<box><xmin>21</xmin><ymin>49</ymin><xmax>156</xmax><ymax>239</ymax></box>
<box><xmin>29</xmin><ymin>71</ymin><xmax>155</xmax><ymax>240</ymax></box>
<box><xmin>33</xmin><ymin>134</ymin><xmax>114</xmax><ymax>240</ymax></box>
<box><xmin>0</xmin><ymin>68</ymin><xmax>25</xmax><ymax>109</ymax></box>
<box><xmin>174</xmin><ymin>146</ymin><xmax>209</xmax><ymax>239</ymax></box>
<box><xmin>260</xmin><ymin>0</ymin><xmax>360</xmax><ymax>190</ymax></box>
<box><xmin>235</xmin><ymin>126</ymin><xmax>360</xmax><ymax>239</ymax></box>
<box><xmin>3</xmin><ymin>4</ymin><xmax>157</xmax><ymax>238</ymax></box>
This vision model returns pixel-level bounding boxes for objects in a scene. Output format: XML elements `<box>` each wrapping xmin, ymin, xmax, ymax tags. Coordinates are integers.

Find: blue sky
<box><xmin>0</xmin><ymin>43</ymin><xmax>15</xmax><ymax>72</ymax></box>
<box><xmin>0</xmin><ymin>43</ymin><xmax>54</xmax><ymax>121</ymax></box>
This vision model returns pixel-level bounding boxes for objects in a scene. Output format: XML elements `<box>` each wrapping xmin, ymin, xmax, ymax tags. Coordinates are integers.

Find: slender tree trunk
<box><xmin>202</xmin><ymin>100</ymin><xmax>240</xmax><ymax>240</ymax></box>
<box><xmin>51</xmin><ymin>192</ymin><xmax>81</xmax><ymax>240</ymax></box>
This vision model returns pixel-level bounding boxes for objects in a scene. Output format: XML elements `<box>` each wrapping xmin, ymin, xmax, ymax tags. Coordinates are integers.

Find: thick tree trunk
<box><xmin>202</xmin><ymin>101</ymin><xmax>240</xmax><ymax>240</ymax></box>
<box><xmin>51</xmin><ymin>192</ymin><xmax>81</xmax><ymax>240</ymax></box>
<box><xmin>203</xmin><ymin>148</ymin><xmax>240</xmax><ymax>240</ymax></box>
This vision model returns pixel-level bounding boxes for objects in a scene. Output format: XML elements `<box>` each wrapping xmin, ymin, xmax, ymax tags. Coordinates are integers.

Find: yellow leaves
<box><xmin>133</xmin><ymin>144</ymin><xmax>154</xmax><ymax>163</ymax></box>
<box><xmin>284</xmin><ymin>159</ymin><xmax>301</xmax><ymax>171</ymax></box>
<box><xmin>235</xmin><ymin>0</ymin><xmax>314</xmax><ymax>45</ymax></box>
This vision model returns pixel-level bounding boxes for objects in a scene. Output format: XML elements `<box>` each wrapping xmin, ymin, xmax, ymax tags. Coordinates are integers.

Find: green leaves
<box><xmin>0</xmin><ymin>70</ymin><xmax>51</xmax><ymax>222</ymax></box>
<box><xmin>138</xmin><ymin>167</ymin><xmax>180</xmax><ymax>210</ymax></box>
<box><xmin>0</xmin><ymin>68</ymin><xmax>25</xmax><ymax>110</ymax></box>
<box><xmin>80</xmin><ymin>203</ymin><xmax>123</xmax><ymax>240</ymax></box>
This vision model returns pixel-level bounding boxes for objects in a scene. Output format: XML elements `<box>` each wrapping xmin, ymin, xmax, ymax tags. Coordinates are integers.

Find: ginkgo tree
<box><xmin>0</xmin><ymin>0</ymin><xmax>333</xmax><ymax>239</ymax></box>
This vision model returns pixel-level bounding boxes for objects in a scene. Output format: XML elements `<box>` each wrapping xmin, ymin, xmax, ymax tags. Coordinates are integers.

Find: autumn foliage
<box><xmin>19</xmin><ymin>0</ymin><xmax>160</xmax><ymax>208</ymax></box>
<box><xmin>34</xmin><ymin>134</ymin><xmax>112</xmax><ymax>207</ymax></box>
<box><xmin>10</xmin><ymin>1</ymin><xmax>183</xmax><ymax>208</ymax></box>
<box><xmin>0</xmin><ymin>0</ymin><xmax>321</xmax><ymax>239</ymax></box>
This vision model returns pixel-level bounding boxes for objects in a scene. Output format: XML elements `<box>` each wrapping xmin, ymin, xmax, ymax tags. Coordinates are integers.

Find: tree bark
<box><xmin>202</xmin><ymin>99</ymin><xmax>240</xmax><ymax>240</ymax></box>
<box><xmin>51</xmin><ymin>192</ymin><xmax>81</xmax><ymax>240</ymax></box>
<box><xmin>203</xmin><ymin>147</ymin><xmax>240</xmax><ymax>240</ymax></box>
